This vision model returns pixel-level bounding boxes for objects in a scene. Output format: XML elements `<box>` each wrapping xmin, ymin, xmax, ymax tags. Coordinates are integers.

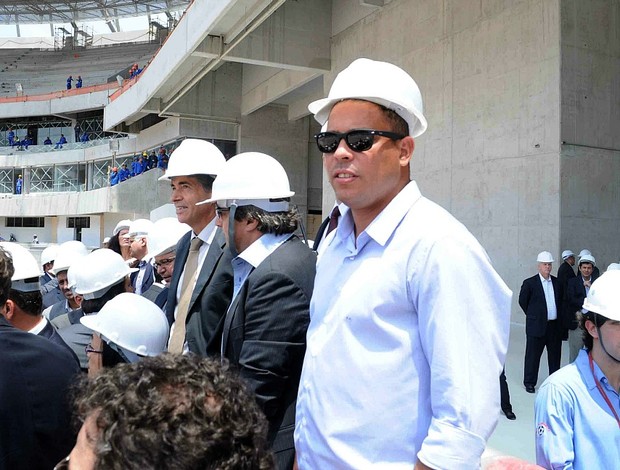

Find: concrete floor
<box><xmin>485</xmin><ymin>322</ymin><xmax>572</xmax><ymax>464</ymax></box>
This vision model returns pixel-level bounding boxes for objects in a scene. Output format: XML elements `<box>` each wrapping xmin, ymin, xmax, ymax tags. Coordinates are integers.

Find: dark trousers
<box><xmin>500</xmin><ymin>368</ymin><xmax>512</xmax><ymax>412</ymax></box>
<box><xmin>524</xmin><ymin>320</ymin><xmax>562</xmax><ymax>386</ymax></box>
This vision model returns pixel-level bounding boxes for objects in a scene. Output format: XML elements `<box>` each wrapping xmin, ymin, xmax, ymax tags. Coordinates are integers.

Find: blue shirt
<box><xmin>295</xmin><ymin>181</ymin><xmax>512</xmax><ymax>469</ymax></box>
<box><xmin>535</xmin><ymin>349</ymin><xmax>620</xmax><ymax>470</ymax></box>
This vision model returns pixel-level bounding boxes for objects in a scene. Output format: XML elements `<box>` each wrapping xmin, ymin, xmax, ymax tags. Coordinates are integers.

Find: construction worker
<box><xmin>565</xmin><ymin>254</ymin><xmax>597</xmax><ymax>362</ymax></box>
<box><xmin>123</xmin><ymin>218</ymin><xmax>155</xmax><ymax>295</ymax></box>
<box><xmin>535</xmin><ymin>270</ymin><xmax>620</xmax><ymax>469</ymax></box>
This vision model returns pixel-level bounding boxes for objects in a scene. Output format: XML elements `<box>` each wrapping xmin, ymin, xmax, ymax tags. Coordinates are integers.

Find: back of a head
<box><xmin>74</xmin><ymin>354</ymin><xmax>274</xmax><ymax>469</ymax></box>
<box><xmin>0</xmin><ymin>247</ymin><xmax>15</xmax><ymax>305</ymax></box>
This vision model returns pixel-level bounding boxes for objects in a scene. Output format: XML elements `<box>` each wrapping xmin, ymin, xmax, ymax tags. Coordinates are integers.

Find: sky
<box><xmin>0</xmin><ymin>15</ymin><xmax>166</xmax><ymax>38</ymax></box>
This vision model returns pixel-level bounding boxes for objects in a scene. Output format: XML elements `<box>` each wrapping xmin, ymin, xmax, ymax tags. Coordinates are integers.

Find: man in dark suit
<box><xmin>564</xmin><ymin>254</ymin><xmax>596</xmax><ymax>362</ymax></box>
<box><xmin>557</xmin><ymin>249</ymin><xmax>576</xmax><ymax>292</ymax></box>
<box><xmin>161</xmin><ymin>139</ymin><xmax>233</xmax><ymax>356</ymax></box>
<box><xmin>125</xmin><ymin>219</ymin><xmax>155</xmax><ymax>295</ymax></box>
<box><xmin>0</xmin><ymin>246</ymin><xmax>81</xmax><ymax>470</ymax></box>
<box><xmin>207</xmin><ymin>152</ymin><xmax>315</xmax><ymax>470</ymax></box>
<box><xmin>519</xmin><ymin>251</ymin><xmax>563</xmax><ymax>393</ymax></box>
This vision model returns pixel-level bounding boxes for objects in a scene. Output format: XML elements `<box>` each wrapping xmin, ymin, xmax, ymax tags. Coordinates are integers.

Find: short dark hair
<box><xmin>345</xmin><ymin>99</ymin><xmax>409</xmax><ymax>136</ymax></box>
<box><xmin>193</xmin><ymin>174</ymin><xmax>216</xmax><ymax>194</ymax></box>
<box><xmin>0</xmin><ymin>247</ymin><xmax>15</xmax><ymax>305</ymax></box>
<box><xmin>234</xmin><ymin>204</ymin><xmax>299</xmax><ymax>235</ymax></box>
<box><xmin>81</xmin><ymin>278</ymin><xmax>128</xmax><ymax>314</ymax></box>
<box><xmin>8</xmin><ymin>288</ymin><xmax>42</xmax><ymax>316</ymax></box>
<box><xmin>73</xmin><ymin>354</ymin><xmax>273</xmax><ymax>470</ymax></box>
<box><xmin>580</xmin><ymin>311</ymin><xmax>608</xmax><ymax>351</ymax></box>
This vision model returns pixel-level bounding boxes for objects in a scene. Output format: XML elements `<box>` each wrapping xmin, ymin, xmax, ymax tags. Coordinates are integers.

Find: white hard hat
<box><xmin>582</xmin><ymin>271</ymin><xmax>620</xmax><ymax>321</ymax></box>
<box><xmin>103</xmin><ymin>237</ymin><xmax>111</xmax><ymax>244</ymax></box>
<box><xmin>199</xmin><ymin>152</ymin><xmax>294</xmax><ymax>212</ymax></box>
<box><xmin>51</xmin><ymin>240</ymin><xmax>89</xmax><ymax>275</ymax></box>
<box><xmin>561</xmin><ymin>250</ymin><xmax>574</xmax><ymax>260</ymax></box>
<box><xmin>123</xmin><ymin>218</ymin><xmax>154</xmax><ymax>239</ymax></box>
<box><xmin>70</xmin><ymin>249</ymin><xmax>138</xmax><ymax>300</ymax></box>
<box><xmin>537</xmin><ymin>251</ymin><xmax>554</xmax><ymax>263</ymax></box>
<box><xmin>578</xmin><ymin>249</ymin><xmax>592</xmax><ymax>258</ymax></box>
<box><xmin>0</xmin><ymin>242</ymin><xmax>42</xmax><ymax>292</ymax></box>
<box><xmin>113</xmin><ymin>219</ymin><xmax>131</xmax><ymax>236</ymax></box>
<box><xmin>308</xmin><ymin>58</ymin><xmax>428</xmax><ymax>138</ymax></box>
<box><xmin>80</xmin><ymin>293</ymin><xmax>170</xmax><ymax>358</ymax></box>
<box><xmin>158</xmin><ymin>139</ymin><xmax>226</xmax><ymax>181</ymax></box>
<box><xmin>146</xmin><ymin>217</ymin><xmax>191</xmax><ymax>259</ymax></box>
<box><xmin>40</xmin><ymin>244</ymin><xmax>59</xmax><ymax>266</ymax></box>
<box><xmin>579</xmin><ymin>254</ymin><xmax>596</xmax><ymax>266</ymax></box>
<box><xmin>607</xmin><ymin>263</ymin><xmax>620</xmax><ymax>271</ymax></box>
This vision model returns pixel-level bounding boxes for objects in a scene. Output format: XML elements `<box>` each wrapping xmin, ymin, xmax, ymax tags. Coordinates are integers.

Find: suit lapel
<box><xmin>188</xmin><ymin>229</ymin><xmax>226</xmax><ymax>309</ymax></box>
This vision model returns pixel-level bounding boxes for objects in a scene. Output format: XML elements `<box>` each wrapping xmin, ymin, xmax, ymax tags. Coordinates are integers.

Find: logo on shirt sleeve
<box><xmin>536</xmin><ymin>422</ymin><xmax>549</xmax><ymax>436</ymax></box>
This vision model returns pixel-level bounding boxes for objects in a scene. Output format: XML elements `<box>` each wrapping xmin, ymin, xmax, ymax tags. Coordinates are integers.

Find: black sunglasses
<box><xmin>314</xmin><ymin>129</ymin><xmax>407</xmax><ymax>153</ymax></box>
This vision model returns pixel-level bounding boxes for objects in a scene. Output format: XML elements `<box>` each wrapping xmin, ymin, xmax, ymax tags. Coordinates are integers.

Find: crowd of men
<box><xmin>110</xmin><ymin>147</ymin><xmax>170</xmax><ymax>186</ymax></box>
<box><xmin>1</xmin><ymin>58</ymin><xmax>617</xmax><ymax>470</ymax></box>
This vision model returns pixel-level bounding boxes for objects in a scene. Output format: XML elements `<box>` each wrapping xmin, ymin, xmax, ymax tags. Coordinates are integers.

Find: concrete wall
<box><xmin>240</xmin><ymin>104</ymin><xmax>310</xmax><ymax>218</ymax></box>
<box><xmin>323</xmin><ymin>0</ymin><xmax>562</xmax><ymax>322</ymax></box>
<box><xmin>560</xmin><ymin>0</ymin><xmax>620</xmax><ymax>270</ymax></box>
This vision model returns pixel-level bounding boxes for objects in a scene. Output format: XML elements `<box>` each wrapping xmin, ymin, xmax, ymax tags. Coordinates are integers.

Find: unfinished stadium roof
<box><xmin>0</xmin><ymin>1</ymin><xmax>191</xmax><ymax>25</ymax></box>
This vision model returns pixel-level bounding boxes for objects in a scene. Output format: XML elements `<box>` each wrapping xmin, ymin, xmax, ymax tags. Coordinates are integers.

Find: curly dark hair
<box><xmin>107</xmin><ymin>233</ymin><xmax>122</xmax><ymax>257</ymax></box>
<box><xmin>73</xmin><ymin>354</ymin><xmax>274</xmax><ymax>470</ymax></box>
<box><xmin>234</xmin><ymin>204</ymin><xmax>300</xmax><ymax>235</ymax></box>
<box><xmin>0</xmin><ymin>246</ymin><xmax>15</xmax><ymax>305</ymax></box>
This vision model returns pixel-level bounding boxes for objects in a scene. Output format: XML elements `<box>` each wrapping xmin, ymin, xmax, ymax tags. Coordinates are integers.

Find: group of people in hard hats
<box><xmin>519</xmin><ymin>248</ymin><xmax>620</xmax><ymax>469</ymax></box>
<box><xmin>1</xmin><ymin>57</ymin><xmax>618</xmax><ymax>470</ymax></box>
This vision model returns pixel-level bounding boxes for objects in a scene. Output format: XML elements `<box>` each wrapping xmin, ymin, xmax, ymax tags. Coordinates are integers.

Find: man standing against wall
<box><xmin>565</xmin><ymin>254</ymin><xmax>596</xmax><ymax>362</ymax></box>
<box><xmin>294</xmin><ymin>58</ymin><xmax>511</xmax><ymax>470</ymax></box>
<box><xmin>161</xmin><ymin>139</ymin><xmax>233</xmax><ymax>356</ymax></box>
<box><xmin>520</xmin><ymin>251</ymin><xmax>563</xmax><ymax>393</ymax></box>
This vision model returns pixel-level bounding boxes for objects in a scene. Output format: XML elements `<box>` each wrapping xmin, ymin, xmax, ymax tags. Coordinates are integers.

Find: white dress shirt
<box><xmin>539</xmin><ymin>274</ymin><xmax>558</xmax><ymax>320</ymax></box>
<box><xmin>295</xmin><ymin>181</ymin><xmax>512</xmax><ymax>469</ymax></box>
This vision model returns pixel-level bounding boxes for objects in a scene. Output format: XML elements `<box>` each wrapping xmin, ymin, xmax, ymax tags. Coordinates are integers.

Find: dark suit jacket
<box><xmin>564</xmin><ymin>276</ymin><xmax>591</xmax><ymax>330</ymax></box>
<box><xmin>130</xmin><ymin>260</ymin><xmax>154</xmax><ymax>295</ymax></box>
<box><xmin>519</xmin><ymin>274</ymin><xmax>563</xmax><ymax>337</ymax></box>
<box><xmin>165</xmin><ymin>229</ymin><xmax>233</xmax><ymax>356</ymax></box>
<box><xmin>39</xmin><ymin>319</ymin><xmax>80</xmax><ymax>365</ymax></box>
<box><xmin>221</xmin><ymin>236</ymin><xmax>315</xmax><ymax>470</ymax></box>
<box><xmin>557</xmin><ymin>261</ymin><xmax>576</xmax><ymax>290</ymax></box>
<box><xmin>312</xmin><ymin>216</ymin><xmax>329</xmax><ymax>251</ymax></box>
<box><xmin>0</xmin><ymin>317</ymin><xmax>80</xmax><ymax>470</ymax></box>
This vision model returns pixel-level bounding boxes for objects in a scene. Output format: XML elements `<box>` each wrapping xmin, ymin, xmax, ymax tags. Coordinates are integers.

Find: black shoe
<box><xmin>503</xmin><ymin>409</ymin><xmax>516</xmax><ymax>420</ymax></box>
<box><xmin>525</xmin><ymin>385</ymin><xmax>535</xmax><ymax>393</ymax></box>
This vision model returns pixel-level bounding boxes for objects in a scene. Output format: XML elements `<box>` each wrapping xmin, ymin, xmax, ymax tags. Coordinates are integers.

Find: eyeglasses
<box><xmin>85</xmin><ymin>344</ymin><xmax>103</xmax><ymax>355</ymax></box>
<box><xmin>215</xmin><ymin>206</ymin><xmax>230</xmax><ymax>219</ymax></box>
<box><xmin>154</xmin><ymin>257</ymin><xmax>175</xmax><ymax>269</ymax></box>
<box><xmin>314</xmin><ymin>129</ymin><xmax>407</xmax><ymax>153</ymax></box>
<box><xmin>54</xmin><ymin>456</ymin><xmax>70</xmax><ymax>470</ymax></box>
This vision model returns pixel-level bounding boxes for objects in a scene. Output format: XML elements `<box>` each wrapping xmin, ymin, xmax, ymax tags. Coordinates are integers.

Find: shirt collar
<box><xmin>538</xmin><ymin>273</ymin><xmax>552</xmax><ymax>283</ymax></box>
<box><xmin>194</xmin><ymin>217</ymin><xmax>217</xmax><ymax>245</ymax></box>
<box><xmin>337</xmin><ymin>181</ymin><xmax>423</xmax><ymax>247</ymax></box>
<box><xmin>28</xmin><ymin>316</ymin><xmax>48</xmax><ymax>335</ymax></box>
<box><xmin>576</xmin><ymin>349</ymin><xmax>606</xmax><ymax>391</ymax></box>
<box><xmin>236</xmin><ymin>233</ymin><xmax>292</xmax><ymax>268</ymax></box>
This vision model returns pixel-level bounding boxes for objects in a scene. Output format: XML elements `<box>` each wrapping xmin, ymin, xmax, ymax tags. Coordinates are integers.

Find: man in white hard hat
<box><xmin>579</xmin><ymin>248</ymin><xmax>600</xmax><ymax>279</ymax></box>
<box><xmin>141</xmin><ymin>217</ymin><xmax>191</xmax><ymax>309</ymax></box>
<box><xmin>535</xmin><ymin>271</ymin><xmax>620</xmax><ymax>469</ymax></box>
<box><xmin>59</xmin><ymin>248</ymin><xmax>137</xmax><ymax>371</ymax></box>
<box><xmin>40</xmin><ymin>244</ymin><xmax>65</xmax><ymax>308</ymax></box>
<box><xmin>557</xmin><ymin>249</ymin><xmax>577</xmax><ymax>343</ymax></box>
<box><xmin>159</xmin><ymin>139</ymin><xmax>233</xmax><ymax>356</ymax></box>
<box><xmin>0</xmin><ymin>246</ymin><xmax>81</xmax><ymax>469</ymax></box>
<box><xmin>294</xmin><ymin>58</ymin><xmax>511</xmax><ymax>470</ymax></box>
<box><xmin>520</xmin><ymin>251</ymin><xmax>563</xmax><ymax>393</ymax></box>
<box><xmin>0</xmin><ymin>242</ymin><xmax>78</xmax><ymax>364</ymax></box>
<box><xmin>202</xmin><ymin>151</ymin><xmax>314</xmax><ymax>470</ymax></box>
<box><xmin>123</xmin><ymin>218</ymin><xmax>155</xmax><ymax>295</ymax></box>
<box><xmin>43</xmin><ymin>240</ymin><xmax>88</xmax><ymax>328</ymax></box>
<box><xmin>565</xmin><ymin>254</ymin><xmax>597</xmax><ymax>362</ymax></box>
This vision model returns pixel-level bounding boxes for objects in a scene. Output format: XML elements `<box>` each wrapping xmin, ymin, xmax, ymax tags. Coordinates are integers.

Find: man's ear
<box><xmin>243</xmin><ymin>217</ymin><xmax>259</xmax><ymax>233</ymax></box>
<box><xmin>585</xmin><ymin>319</ymin><xmax>599</xmax><ymax>340</ymax></box>
<box><xmin>3</xmin><ymin>299</ymin><xmax>15</xmax><ymax>321</ymax></box>
<box><xmin>398</xmin><ymin>136</ymin><xmax>414</xmax><ymax>167</ymax></box>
